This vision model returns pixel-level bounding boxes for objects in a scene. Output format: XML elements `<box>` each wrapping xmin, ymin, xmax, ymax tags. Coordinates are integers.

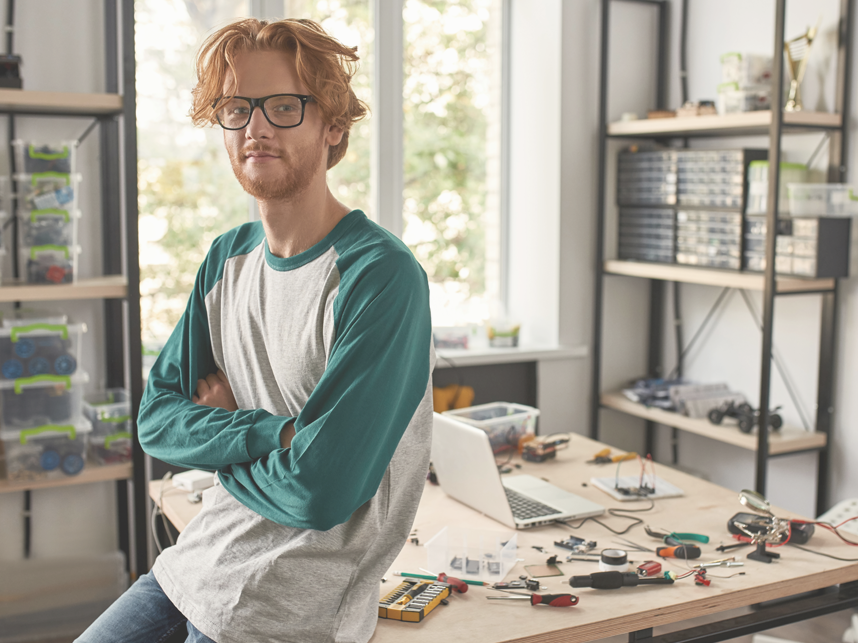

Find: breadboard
<box><xmin>816</xmin><ymin>498</ymin><xmax>858</xmax><ymax>537</ymax></box>
<box><xmin>590</xmin><ymin>476</ymin><xmax>684</xmax><ymax>502</ymax></box>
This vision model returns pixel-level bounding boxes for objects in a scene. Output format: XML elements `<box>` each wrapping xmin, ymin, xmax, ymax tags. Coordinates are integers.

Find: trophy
<box><xmin>784</xmin><ymin>19</ymin><xmax>820</xmax><ymax>112</ymax></box>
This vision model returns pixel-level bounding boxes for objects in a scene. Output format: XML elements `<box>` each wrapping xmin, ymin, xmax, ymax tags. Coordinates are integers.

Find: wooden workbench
<box><xmin>149</xmin><ymin>433</ymin><xmax>858</xmax><ymax>642</ymax></box>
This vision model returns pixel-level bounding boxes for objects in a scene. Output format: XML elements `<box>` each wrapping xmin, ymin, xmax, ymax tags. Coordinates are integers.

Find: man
<box><xmin>77</xmin><ymin>18</ymin><xmax>434</xmax><ymax>643</ymax></box>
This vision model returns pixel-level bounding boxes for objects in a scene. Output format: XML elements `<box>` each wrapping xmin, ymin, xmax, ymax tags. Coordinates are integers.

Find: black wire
<box><xmin>555</xmin><ymin>499</ymin><xmax>655</xmax><ymax>535</ymax></box>
<box><xmin>789</xmin><ymin>543</ymin><xmax>858</xmax><ymax>562</ymax></box>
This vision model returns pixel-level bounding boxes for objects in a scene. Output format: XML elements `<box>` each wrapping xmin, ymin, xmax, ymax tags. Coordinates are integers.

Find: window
<box><xmin>402</xmin><ymin>0</ymin><xmax>503</xmax><ymax>327</ymax></box>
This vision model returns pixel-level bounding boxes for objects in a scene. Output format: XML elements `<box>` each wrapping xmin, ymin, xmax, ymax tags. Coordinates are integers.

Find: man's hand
<box><xmin>193</xmin><ymin>369</ymin><xmax>238</xmax><ymax>411</ymax></box>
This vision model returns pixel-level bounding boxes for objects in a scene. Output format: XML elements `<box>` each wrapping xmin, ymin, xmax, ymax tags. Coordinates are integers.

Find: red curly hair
<box><xmin>191</xmin><ymin>18</ymin><xmax>368</xmax><ymax>169</ymax></box>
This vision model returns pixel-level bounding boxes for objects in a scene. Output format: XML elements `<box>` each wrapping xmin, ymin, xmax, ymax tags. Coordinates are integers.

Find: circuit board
<box><xmin>378</xmin><ymin>579</ymin><xmax>452</xmax><ymax>623</ymax></box>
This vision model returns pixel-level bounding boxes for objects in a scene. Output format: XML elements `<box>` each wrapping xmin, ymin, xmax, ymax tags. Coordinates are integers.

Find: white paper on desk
<box><xmin>590</xmin><ymin>476</ymin><xmax>684</xmax><ymax>501</ymax></box>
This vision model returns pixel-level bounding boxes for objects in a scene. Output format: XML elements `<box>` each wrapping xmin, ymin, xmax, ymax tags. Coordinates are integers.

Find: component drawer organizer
<box><xmin>617</xmin><ymin>148</ymin><xmax>767</xmax><ymax>268</ymax></box>
<box><xmin>0</xmin><ymin>312</ymin><xmax>92</xmax><ymax>482</ymax></box>
<box><xmin>13</xmin><ymin>140</ymin><xmax>82</xmax><ymax>284</ymax></box>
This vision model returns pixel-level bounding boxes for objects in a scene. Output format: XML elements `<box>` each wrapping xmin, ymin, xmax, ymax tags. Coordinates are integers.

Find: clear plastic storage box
<box><xmin>13</xmin><ymin>140</ymin><xmax>77</xmax><ymax>174</ymax></box>
<box><xmin>746</xmin><ymin>161</ymin><xmax>808</xmax><ymax>215</ymax></box>
<box><xmin>83</xmin><ymin>389</ymin><xmax>132</xmax><ymax>466</ymax></box>
<box><xmin>720</xmin><ymin>52</ymin><xmax>773</xmax><ymax>87</ymax></box>
<box><xmin>442</xmin><ymin>402</ymin><xmax>539</xmax><ymax>454</ymax></box>
<box><xmin>0</xmin><ymin>372</ymin><xmax>88</xmax><ymax>430</ymax></box>
<box><xmin>1</xmin><ymin>418</ymin><xmax>92</xmax><ymax>481</ymax></box>
<box><xmin>19</xmin><ymin>209</ymin><xmax>80</xmax><ymax>246</ymax></box>
<box><xmin>787</xmin><ymin>183</ymin><xmax>858</xmax><ymax>216</ymax></box>
<box><xmin>0</xmin><ymin>322</ymin><xmax>85</xmax><ymax>380</ymax></box>
<box><xmin>17</xmin><ymin>173</ymin><xmax>81</xmax><ymax>212</ymax></box>
<box><xmin>717</xmin><ymin>83</ymin><xmax>771</xmax><ymax>114</ymax></box>
<box><xmin>22</xmin><ymin>244</ymin><xmax>80</xmax><ymax>284</ymax></box>
<box><xmin>425</xmin><ymin>526</ymin><xmax>517</xmax><ymax>582</ymax></box>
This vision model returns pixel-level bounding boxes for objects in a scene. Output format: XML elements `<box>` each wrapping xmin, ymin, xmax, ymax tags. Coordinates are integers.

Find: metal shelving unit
<box><xmin>590</xmin><ymin>0</ymin><xmax>853</xmax><ymax>515</ymax></box>
<box><xmin>1</xmin><ymin>0</ymin><xmax>145</xmax><ymax>575</ymax></box>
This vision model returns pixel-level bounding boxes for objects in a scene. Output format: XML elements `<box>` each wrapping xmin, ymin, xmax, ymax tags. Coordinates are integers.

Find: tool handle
<box><xmin>531</xmin><ymin>593</ymin><xmax>579</xmax><ymax>607</ymax></box>
<box><xmin>437</xmin><ymin>573</ymin><xmax>468</xmax><ymax>593</ymax></box>
<box><xmin>656</xmin><ymin>545</ymin><xmax>702</xmax><ymax>560</ymax></box>
<box><xmin>612</xmin><ymin>452</ymin><xmax>638</xmax><ymax>462</ymax></box>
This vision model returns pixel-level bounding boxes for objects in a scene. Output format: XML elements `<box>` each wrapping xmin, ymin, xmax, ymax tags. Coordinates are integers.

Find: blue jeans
<box><xmin>75</xmin><ymin>570</ymin><xmax>216</xmax><ymax>643</ymax></box>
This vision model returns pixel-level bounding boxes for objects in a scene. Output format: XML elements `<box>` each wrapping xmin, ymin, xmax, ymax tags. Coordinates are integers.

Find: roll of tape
<box><xmin>599</xmin><ymin>548</ymin><xmax>629</xmax><ymax>572</ymax></box>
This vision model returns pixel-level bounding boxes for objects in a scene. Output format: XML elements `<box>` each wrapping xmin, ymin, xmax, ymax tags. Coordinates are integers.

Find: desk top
<box><xmin>149</xmin><ymin>433</ymin><xmax>858</xmax><ymax>643</ymax></box>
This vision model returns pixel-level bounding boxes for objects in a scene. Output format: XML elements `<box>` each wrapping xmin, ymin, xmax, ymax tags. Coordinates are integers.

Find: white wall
<box><xmin>0</xmin><ymin>0</ymin><xmax>117</xmax><ymax>562</ymax></box>
<box><xmin>553</xmin><ymin>0</ymin><xmax>857</xmax><ymax>518</ymax></box>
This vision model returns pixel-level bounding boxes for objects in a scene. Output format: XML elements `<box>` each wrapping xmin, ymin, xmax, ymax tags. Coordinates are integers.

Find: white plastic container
<box><xmin>1</xmin><ymin>418</ymin><xmax>91</xmax><ymax>481</ymax></box>
<box><xmin>16</xmin><ymin>173</ymin><xmax>81</xmax><ymax>212</ymax></box>
<box><xmin>443</xmin><ymin>402</ymin><xmax>539</xmax><ymax>454</ymax></box>
<box><xmin>717</xmin><ymin>83</ymin><xmax>771</xmax><ymax>115</ymax></box>
<box><xmin>0</xmin><ymin>321</ymin><xmax>85</xmax><ymax>380</ymax></box>
<box><xmin>19</xmin><ymin>208</ymin><xmax>80</xmax><ymax>246</ymax></box>
<box><xmin>0</xmin><ymin>371</ymin><xmax>89</xmax><ymax>430</ymax></box>
<box><xmin>425</xmin><ymin>526</ymin><xmax>517</xmax><ymax>582</ymax></box>
<box><xmin>746</xmin><ymin>161</ymin><xmax>808</xmax><ymax>215</ymax></box>
<box><xmin>720</xmin><ymin>52</ymin><xmax>773</xmax><ymax>87</ymax></box>
<box><xmin>83</xmin><ymin>388</ymin><xmax>132</xmax><ymax>466</ymax></box>
<box><xmin>13</xmin><ymin>140</ymin><xmax>77</xmax><ymax>174</ymax></box>
<box><xmin>787</xmin><ymin>183</ymin><xmax>858</xmax><ymax>216</ymax></box>
<box><xmin>21</xmin><ymin>244</ymin><xmax>80</xmax><ymax>284</ymax></box>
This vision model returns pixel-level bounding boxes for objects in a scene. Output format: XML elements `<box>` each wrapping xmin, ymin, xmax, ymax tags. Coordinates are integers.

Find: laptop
<box><xmin>430</xmin><ymin>413</ymin><xmax>605</xmax><ymax>529</ymax></box>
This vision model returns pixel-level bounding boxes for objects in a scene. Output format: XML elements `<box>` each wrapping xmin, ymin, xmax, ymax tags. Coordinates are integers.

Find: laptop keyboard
<box><xmin>504</xmin><ymin>487</ymin><xmax>560</xmax><ymax>520</ymax></box>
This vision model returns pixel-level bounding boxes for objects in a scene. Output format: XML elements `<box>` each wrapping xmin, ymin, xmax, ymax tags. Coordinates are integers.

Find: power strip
<box><xmin>816</xmin><ymin>498</ymin><xmax>858</xmax><ymax>537</ymax></box>
<box><xmin>172</xmin><ymin>469</ymin><xmax>215</xmax><ymax>491</ymax></box>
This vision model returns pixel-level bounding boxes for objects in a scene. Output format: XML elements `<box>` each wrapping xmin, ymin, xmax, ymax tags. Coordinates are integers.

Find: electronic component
<box><xmin>172</xmin><ymin>469</ymin><xmax>215</xmax><ymax>491</ymax></box>
<box><xmin>637</xmin><ymin>561</ymin><xmax>662</xmax><ymax>577</ymax></box>
<box><xmin>554</xmin><ymin>536</ymin><xmax>597</xmax><ymax>554</ymax></box>
<box><xmin>378</xmin><ymin>579</ymin><xmax>451</xmax><ymax>622</ymax></box>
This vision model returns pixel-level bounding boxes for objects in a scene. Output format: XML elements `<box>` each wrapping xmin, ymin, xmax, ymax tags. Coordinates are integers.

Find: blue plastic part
<box><xmin>28</xmin><ymin>357</ymin><xmax>50</xmax><ymax>375</ymax></box>
<box><xmin>14</xmin><ymin>338</ymin><xmax>36</xmax><ymax>358</ymax></box>
<box><xmin>1</xmin><ymin>359</ymin><xmax>24</xmax><ymax>379</ymax></box>
<box><xmin>40</xmin><ymin>448</ymin><xmax>60</xmax><ymax>471</ymax></box>
<box><xmin>61</xmin><ymin>453</ymin><xmax>84</xmax><ymax>476</ymax></box>
<box><xmin>54</xmin><ymin>354</ymin><xmax>76</xmax><ymax>375</ymax></box>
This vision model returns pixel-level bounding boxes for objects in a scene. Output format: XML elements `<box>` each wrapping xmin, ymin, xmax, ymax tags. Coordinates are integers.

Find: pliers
<box><xmin>645</xmin><ymin>526</ymin><xmax>710</xmax><ymax>545</ymax></box>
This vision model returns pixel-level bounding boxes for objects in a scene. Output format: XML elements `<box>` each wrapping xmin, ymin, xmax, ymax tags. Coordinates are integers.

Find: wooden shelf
<box><xmin>607</xmin><ymin>111</ymin><xmax>842</xmax><ymax>138</ymax></box>
<box><xmin>0</xmin><ymin>462</ymin><xmax>132</xmax><ymax>494</ymax></box>
<box><xmin>600</xmin><ymin>391</ymin><xmax>826</xmax><ymax>455</ymax></box>
<box><xmin>604</xmin><ymin>260</ymin><xmax>836</xmax><ymax>294</ymax></box>
<box><xmin>0</xmin><ymin>275</ymin><xmax>128</xmax><ymax>302</ymax></box>
<box><xmin>0</xmin><ymin>89</ymin><xmax>123</xmax><ymax>116</ymax></box>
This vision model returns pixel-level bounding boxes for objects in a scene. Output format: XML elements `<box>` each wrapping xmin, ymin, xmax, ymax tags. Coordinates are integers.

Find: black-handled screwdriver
<box><xmin>570</xmin><ymin>571</ymin><xmax>674</xmax><ymax>590</ymax></box>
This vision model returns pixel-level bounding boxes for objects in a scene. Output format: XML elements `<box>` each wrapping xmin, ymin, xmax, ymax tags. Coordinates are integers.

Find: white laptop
<box><xmin>431</xmin><ymin>413</ymin><xmax>605</xmax><ymax>529</ymax></box>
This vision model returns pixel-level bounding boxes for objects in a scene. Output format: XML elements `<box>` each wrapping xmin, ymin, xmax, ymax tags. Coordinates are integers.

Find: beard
<box><xmin>228</xmin><ymin>138</ymin><xmax>324</xmax><ymax>201</ymax></box>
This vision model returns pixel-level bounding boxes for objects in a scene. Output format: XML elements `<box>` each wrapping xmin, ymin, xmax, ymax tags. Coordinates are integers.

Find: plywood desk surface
<box><xmin>149</xmin><ymin>433</ymin><xmax>858</xmax><ymax>642</ymax></box>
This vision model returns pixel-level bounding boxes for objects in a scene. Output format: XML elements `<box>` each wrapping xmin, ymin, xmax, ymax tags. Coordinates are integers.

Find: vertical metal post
<box><xmin>118</xmin><ymin>0</ymin><xmax>147</xmax><ymax>577</ymax></box>
<box><xmin>655</xmin><ymin>0</ymin><xmax>669</xmax><ymax>111</ymax></box>
<box><xmin>645</xmin><ymin>280</ymin><xmax>664</xmax><ymax>456</ymax></box>
<box><xmin>815</xmin><ymin>0</ymin><xmax>852</xmax><ymax>515</ymax></box>
<box><xmin>589</xmin><ymin>0</ymin><xmax>610</xmax><ymax>439</ymax></box>
<box><xmin>757</xmin><ymin>0</ymin><xmax>788</xmax><ymax>496</ymax></box>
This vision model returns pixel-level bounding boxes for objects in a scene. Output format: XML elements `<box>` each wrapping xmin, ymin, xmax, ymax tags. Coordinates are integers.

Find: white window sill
<box><xmin>435</xmin><ymin>344</ymin><xmax>588</xmax><ymax>368</ymax></box>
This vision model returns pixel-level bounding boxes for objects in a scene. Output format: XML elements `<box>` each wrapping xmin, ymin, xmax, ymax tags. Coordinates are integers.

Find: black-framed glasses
<box><xmin>214</xmin><ymin>93</ymin><xmax>313</xmax><ymax>130</ymax></box>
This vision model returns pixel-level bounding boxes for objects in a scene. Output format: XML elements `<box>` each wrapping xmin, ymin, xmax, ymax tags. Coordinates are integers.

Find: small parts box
<box><xmin>17</xmin><ymin>173</ymin><xmax>80</xmax><ymax>212</ymax></box>
<box><xmin>83</xmin><ymin>389</ymin><xmax>132</xmax><ymax>466</ymax></box>
<box><xmin>0</xmin><ymin>322</ymin><xmax>85</xmax><ymax>380</ymax></box>
<box><xmin>442</xmin><ymin>402</ymin><xmax>539</xmax><ymax>454</ymax></box>
<box><xmin>1</xmin><ymin>420</ymin><xmax>92</xmax><ymax>482</ymax></box>
<box><xmin>23</xmin><ymin>245</ymin><xmax>80</xmax><ymax>284</ymax></box>
<box><xmin>0</xmin><ymin>373</ymin><xmax>88</xmax><ymax>430</ymax></box>
<box><xmin>13</xmin><ymin>140</ymin><xmax>77</xmax><ymax>174</ymax></box>
<box><xmin>787</xmin><ymin>183</ymin><xmax>858</xmax><ymax>216</ymax></box>
<box><xmin>20</xmin><ymin>209</ymin><xmax>80</xmax><ymax>246</ymax></box>
<box><xmin>425</xmin><ymin>526</ymin><xmax>517</xmax><ymax>582</ymax></box>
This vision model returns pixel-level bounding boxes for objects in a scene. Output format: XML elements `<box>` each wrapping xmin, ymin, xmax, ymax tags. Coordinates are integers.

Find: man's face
<box><xmin>221</xmin><ymin>49</ymin><xmax>342</xmax><ymax>201</ymax></box>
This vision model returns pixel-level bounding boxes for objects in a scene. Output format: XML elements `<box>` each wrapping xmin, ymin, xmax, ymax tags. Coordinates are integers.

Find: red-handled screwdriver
<box><xmin>437</xmin><ymin>573</ymin><xmax>469</xmax><ymax>594</ymax></box>
<box><xmin>487</xmin><ymin>593</ymin><xmax>579</xmax><ymax>607</ymax></box>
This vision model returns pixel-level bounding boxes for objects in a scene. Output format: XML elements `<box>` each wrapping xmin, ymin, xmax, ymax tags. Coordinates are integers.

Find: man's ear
<box><xmin>325</xmin><ymin>124</ymin><xmax>345</xmax><ymax>148</ymax></box>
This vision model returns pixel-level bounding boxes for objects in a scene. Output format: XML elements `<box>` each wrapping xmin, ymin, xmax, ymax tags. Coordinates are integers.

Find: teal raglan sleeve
<box><xmin>217</xmin><ymin>250</ymin><xmax>432</xmax><ymax>531</ymax></box>
<box><xmin>137</xmin><ymin>234</ymin><xmax>286</xmax><ymax>471</ymax></box>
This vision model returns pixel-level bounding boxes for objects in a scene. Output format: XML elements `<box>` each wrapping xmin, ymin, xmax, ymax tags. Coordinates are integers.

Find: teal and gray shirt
<box><xmin>138</xmin><ymin>210</ymin><xmax>434</xmax><ymax>643</ymax></box>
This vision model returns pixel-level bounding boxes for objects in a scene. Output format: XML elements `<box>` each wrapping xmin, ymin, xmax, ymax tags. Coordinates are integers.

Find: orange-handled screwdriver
<box><xmin>656</xmin><ymin>544</ymin><xmax>701</xmax><ymax>560</ymax></box>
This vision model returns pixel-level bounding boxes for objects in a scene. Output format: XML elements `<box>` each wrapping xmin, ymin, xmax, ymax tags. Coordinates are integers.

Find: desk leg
<box><xmin>629</xmin><ymin>628</ymin><xmax>653</xmax><ymax>642</ymax></box>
